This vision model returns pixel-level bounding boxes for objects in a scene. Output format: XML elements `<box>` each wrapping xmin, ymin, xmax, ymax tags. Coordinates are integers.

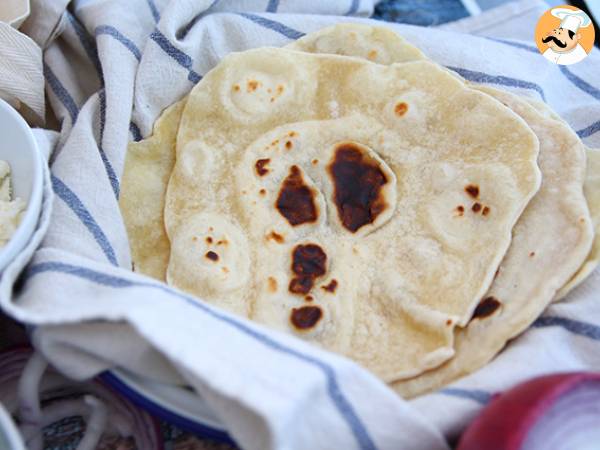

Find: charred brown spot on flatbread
<box><xmin>266</xmin><ymin>231</ymin><xmax>284</xmax><ymax>243</ymax></box>
<box><xmin>328</xmin><ymin>143</ymin><xmax>388</xmax><ymax>232</ymax></box>
<box><xmin>394</xmin><ymin>102</ymin><xmax>408</xmax><ymax>117</ymax></box>
<box><xmin>472</xmin><ymin>202</ymin><xmax>482</xmax><ymax>213</ymax></box>
<box><xmin>285</xmin><ymin>140</ymin><xmax>293</xmax><ymax>150</ymax></box>
<box><xmin>321</xmin><ymin>279</ymin><xmax>338</xmax><ymax>293</ymax></box>
<box><xmin>276</xmin><ymin>165</ymin><xmax>318</xmax><ymax>226</ymax></box>
<box><xmin>288</xmin><ymin>244</ymin><xmax>327</xmax><ymax>295</ymax></box>
<box><xmin>456</xmin><ymin>205</ymin><xmax>465</xmax><ymax>216</ymax></box>
<box><xmin>205</xmin><ymin>251</ymin><xmax>219</xmax><ymax>262</ymax></box>
<box><xmin>267</xmin><ymin>276</ymin><xmax>277</xmax><ymax>293</ymax></box>
<box><xmin>465</xmin><ymin>184</ymin><xmax>479</xmax><ymax>199</ymax></box>
<box><xmin>247</xmin><ymin>80</ymin><xmax>260</xmax><ymax>92</ymax></box>
<box><xmin>289</xmin><ymin>277</ymin><xmax>313</xmax><ymax>294</ymax></box>
<box><xmin>482</xmin><ymin>206</ymin><xmax>490</xmax><ymax>216</ymax></box>
<box><xmin>290</xmin><ymin>305</ymin><xmax>323</xmax><ymax>330</ymax></box>
<box><xmin>205</xmin><ymin>237</ymin><xmax>213</xmax><ymax>244</ymax></box>
<box><xmin>471</xmin><ymin>296</ymin><xmax>501</xmax><ymax>320</ymax></box>
<box><xmin>255</xmin><ymin>158</ymin><xmax>271</xmax><ymax>176</ymax></box>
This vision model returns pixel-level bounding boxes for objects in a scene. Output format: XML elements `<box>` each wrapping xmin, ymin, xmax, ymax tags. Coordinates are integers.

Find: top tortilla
<box><xmin>163</xmin><ymin>46</ymin><xmax>540</xmax><ymax>381</ymax></box>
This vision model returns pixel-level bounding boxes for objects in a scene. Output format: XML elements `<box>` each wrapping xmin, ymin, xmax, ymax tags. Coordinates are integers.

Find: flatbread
<box><xmin>394</xmin><ymin>88</ymin><xmax>593</xmax><ymax>397</ymax></box>
<box><xmin>520</xmin><ymin>97</ymin><xmax>600</xmax><ymax>300</ymax></box>
<box><xmin>524</xmin><ymin>96</ymin><xmax>563</xmax><ymax>121</ymax></box>
<box><xmin>555</xmin><ymin>147</ymin><xmax>600</xmax><ymax>299</ymax></box>
<box><xmin>120</xmin><ymin>100</ymin><xmax>185</xmax><ymax>280</ymax></box>
<box><xmin>164</xmin><ymin>47</ymin><xmax>540</xmax><ymax>381</ymax></box>
<box><xmin>288</xmin><ymin>22</ymin><xmax>426</xmax><ymax>64</ymax></box>
<box><xmin>292</xmin><ymin>23</ymin><xmax>591</xmax><ymax>395</ymax></box>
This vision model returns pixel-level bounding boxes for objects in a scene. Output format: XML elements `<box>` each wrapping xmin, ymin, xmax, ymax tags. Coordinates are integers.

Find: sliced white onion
<box><xmin>76</xmin><ymin>396</ymin><xmax>108</xmax><ymax>450</ymax></box>
<box><xmin>17</xmin><ymin>352</ymin><xmax>46</xmax><ymax>450</ymax></box>
<box><xmin>0</xmin><ymin>346</ymin><xmax>161</xmax><ymax>450</ymax></box>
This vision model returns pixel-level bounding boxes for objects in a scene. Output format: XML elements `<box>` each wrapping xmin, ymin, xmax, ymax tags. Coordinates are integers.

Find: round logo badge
<box><xmin>535</xmin><ymin>5</ymin><xmax>595</xmax><ymax>65</ymax></box>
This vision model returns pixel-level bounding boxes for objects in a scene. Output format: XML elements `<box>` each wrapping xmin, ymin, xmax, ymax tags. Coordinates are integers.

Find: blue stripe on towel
<box><xmin>577</xmin><ymin>120</ymin><xmax>600</xmax><ymax>139</ymax></box>
<box><xmin>487</xmin><ymin>37</ymin><xmax>539</xmax><ymax>54</ymax></box>
<box><xmin>95</xmin><ymin>25</ymin><xmax>142</xmax><ymax>62</ymax></box>
<box><xmin>98</xmin><ymin>89</ymin><xmax>120</xmax><ymax>198</ymax></box>
<box><xmin>146</xmin><ymin>0</ymin><xmax>160</xmax><ymax>22</ymax></box>
<box><xmin>149</xmin><ymin>29</ymin><xmax>203</xmax><ymax>83</ymax></box>
<box><xmin>50</xmin><ymin>175</ymin><xmax>118</xmax><ymax>266</ymax></box>
<box><xmin>237</xmin><ymin>13</ymin><xmax>305</xmax><ymax>40</ymax></box>
<box><xmin>66</xmin><ymin>12</ymin><xmax>102</xmax><ymax>77</ymax></box>
<box><xmin>447</xmin><ymin>66</ymin><xmax>546</xmax><ymax>101</ymax></box>
<box><xmin>44</xmin><ymin>63</ymin><xmax>79</xmax><ymax>124</ymax></box>
<box><xmin>266</xmin><ymin>0</ymin><xmax>279</xmax><ymax>12</ymax></box>
<box><xmin>26</xmin><ymin>261</ymin><xmax>377</xmax><ymax>450</ymax></box>
<box><xmin>558</xmin><ymin>65</ymin><xmax>600</xmax><ymax>102</ymax></box>
<box><xmin>439</xmin><ymin>388</ymin><xmax>492</xmax><ymax>405</ymax></box>
<box><xmin>532</xmin><ymin>316</ymin><xmax>600</xmax><ymax>341</ymax></box>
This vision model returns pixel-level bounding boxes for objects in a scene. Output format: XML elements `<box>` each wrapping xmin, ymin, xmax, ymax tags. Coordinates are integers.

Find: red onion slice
<box><xmin>521</xmin><ymin>380</ymin><xmax>600</xmax><ymax>450</ymax></box>
<box><xmin>458</xmin><ymin>373</ymin><xmax>600</xmax><ymax>450</ymax></box>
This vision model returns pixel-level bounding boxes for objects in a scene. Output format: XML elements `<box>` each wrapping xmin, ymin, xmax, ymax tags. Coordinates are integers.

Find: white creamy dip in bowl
<box><xmin>0</xmin><ymin>98</ymin><xmax>43</xmax><ymax>272</ymax></box>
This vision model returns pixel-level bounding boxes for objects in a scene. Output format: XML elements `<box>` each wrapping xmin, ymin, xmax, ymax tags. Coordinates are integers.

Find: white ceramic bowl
<box><xmin>0</xmin><ymin>98</ymin><xmax>43</xmax><ymax>272</ymax></box>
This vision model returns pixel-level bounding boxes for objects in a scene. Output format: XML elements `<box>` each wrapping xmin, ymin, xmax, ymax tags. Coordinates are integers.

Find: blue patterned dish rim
<box><xmin>100</xmin><ymin>369</ymin><xmax>236</xmax><ymax>446</ymax></box>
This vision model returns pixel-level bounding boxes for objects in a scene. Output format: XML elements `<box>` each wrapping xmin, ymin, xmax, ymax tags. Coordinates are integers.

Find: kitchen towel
<box><xmin>0</xmin><ymin>22</ymin><xmax>45</xmax><ymax>124</ymax></box>
<box><xmin>1</xmin><ymin>0</ymin><xmax>599</xmax><ymax>449</ymax></box>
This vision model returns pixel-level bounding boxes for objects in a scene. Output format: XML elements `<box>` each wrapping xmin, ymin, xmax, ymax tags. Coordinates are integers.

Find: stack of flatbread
<box><xmin>120</xmin><ymin>24</ymin><xmax>599</xmax><ymax>398</ymax></box>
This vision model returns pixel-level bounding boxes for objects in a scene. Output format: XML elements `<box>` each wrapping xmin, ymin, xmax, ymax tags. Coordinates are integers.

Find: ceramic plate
<box><xmin>102</xmin><ymin>369</ymin><xmax>236</xmax><ymax>445</ymax></box>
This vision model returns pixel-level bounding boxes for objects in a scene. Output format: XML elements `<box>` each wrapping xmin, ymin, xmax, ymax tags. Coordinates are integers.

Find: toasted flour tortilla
<box><xmin>394</xmin><ymin>88</ymin><xmax>592</xmax><ymax>397</ymax></box>
<box><xmin>292</xmin><ymin>23</ymin><xmax>592</xmax><ymax>395</ymax></box>
<box><xmin>521</xmin><ymin>98</ymin><xmax>600</xmax><ymax>300</ymax></box>
<box><xmin>555</xmin><ymin>146</ymin><xmax>600</xmax><ymax>299</ymax></box>
<box><xmin>164</xmin><ymin>47</ymin><xmax>540</xmax><ymax>381</ymax></box>
<box><xmin>288</xmin><ymin>22</ymin><xmax>425</xmax><ymax>64</ymax></box>
<box><xmin>120</xmin><ymin>100</ymin><xmax>185</xmax><ymax>280</ymax></box>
